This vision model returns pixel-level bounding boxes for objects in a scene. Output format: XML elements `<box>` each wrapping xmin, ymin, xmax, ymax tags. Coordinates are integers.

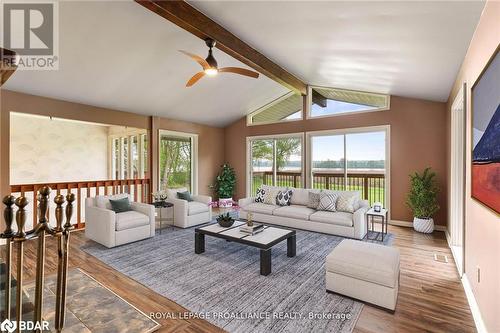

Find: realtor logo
<box><xmin>1</xmin><ymin>1</ymin><xmax>59</xmax><ymax>70</ymax></box>
<box><xmin>0</xmin><ymin>319</ymin><xmax>16</xmax><ymax>333</ymax></box>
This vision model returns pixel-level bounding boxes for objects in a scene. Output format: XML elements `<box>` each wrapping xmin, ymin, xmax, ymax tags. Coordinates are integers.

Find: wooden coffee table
<box><xmin>194</xmin><ymin>221</ymin><xmax>296</xmax><ymax>276</ymax></box>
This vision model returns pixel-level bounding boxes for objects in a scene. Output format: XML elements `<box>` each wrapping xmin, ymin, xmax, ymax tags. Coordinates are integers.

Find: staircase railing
<box><xmin>1</xmin><ymin>186</ymin><xmax>74</xmax><ymax>332</ymax></box>
<box><xmin>10</xmin><ymin>178</ymin><xmax>151</xmax><ymax>230</ymax></box>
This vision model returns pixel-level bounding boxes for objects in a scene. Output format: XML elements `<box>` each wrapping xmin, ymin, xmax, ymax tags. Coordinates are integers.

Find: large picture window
<box><xmin>247</xmin><ymin>92</ymin><xmax>303</xmax><ymax>126</ymax></box>
<box><xmin>247</xmin><ymin>134</ymin><xmax>303</xmax><ymax>195</ymax></box>
<box><xmin>307</xmin><ymin>126</ymin><xmax>389</xmax><ymax>206</ymax></box>
<box><xmin>158</xmin><ymin>130</ymin><xmax>198</xmax><ymax>193</ymax></box>
<box><xmin>308</xmin><ymin>87</ymin><xmax>390</xmax><ymax>118</ymax></box>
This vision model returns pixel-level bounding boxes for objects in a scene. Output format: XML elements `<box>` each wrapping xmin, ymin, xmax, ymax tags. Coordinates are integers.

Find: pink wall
<box><xmin>225</xmin><ymin>95</ymin><xmax>448</xmax><ymax>225</ymax></box>
<box><xmin>446</xmin><ymin>2</ymin><xmax>500</xmax><ymax>331</ymax></box>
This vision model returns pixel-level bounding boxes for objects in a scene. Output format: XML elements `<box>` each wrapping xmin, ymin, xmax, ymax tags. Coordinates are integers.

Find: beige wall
<box><xmin>224</xmin><ymin>95</ymin><xmax>448</xmax><ymax>225</ymax></box>
<box><xmin>0</xmin><ymin>89</ymin><xmax>151</xmax><ymax>200</ymax></box>
<box><xmin>0</xmin><ymin>90</ymin><xmax>224</xmax><ymax>200</ymax></box>
<box><xmin>446</xmin><ymin>2</ymin><xmax>500</xmax><ymax>332</ymax></box>
<box><xmin>156</xmin><ymin>117</ymin><xmax>225</xmax><ymax>197</ymax></box>
<box><xmin>10</xmin><ymin>113</ymin><xmax>109</xmax><ymax>184</ymax></box>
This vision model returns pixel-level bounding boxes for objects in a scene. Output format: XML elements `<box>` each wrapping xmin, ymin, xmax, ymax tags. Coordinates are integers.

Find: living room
<box><xmin>0</xmin><ymin>1</ymin><xmax>498</xmax><ymax>333</ymax></box>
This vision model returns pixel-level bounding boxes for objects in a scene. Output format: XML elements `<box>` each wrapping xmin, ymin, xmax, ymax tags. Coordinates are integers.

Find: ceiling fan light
<box><xmin>205</xmin><ymin>68</ymin><xmax>218</xmax><ymax>76</ymax></box>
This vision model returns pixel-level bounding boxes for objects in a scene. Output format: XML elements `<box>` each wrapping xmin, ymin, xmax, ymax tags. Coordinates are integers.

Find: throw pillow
<box><xmin>276</xmin><ymin>189</ymin><xmax>293</xmax><ymax>206</ymax></box>
<box><xmin>307</xmin><ymin>192</ymin><xmax>321</xmax><ymax>209</ymax></box>
<box><xmin>317</xmin><ymin>192</ymin><xmax>339</xmax><ymax>212</ymax></box>
<box><xmin>336</xmin><ymin>193</ymin><xmax>358</xmax><ymax>213</ymax></box>
<box><xmin>167</xmin><ymin>187</ymin><xmax>187</xmax><ymax>199</ymax></box>
<box><xmin>263</xmin><ymin>187</ymin><xmax>280</xmax><ymax>205</ymax></box>
<box><xmin>289</xmin><ymin>188</ymin><xmax>310</xmax><ymax>206</ymax></box>
<box><xmin>255</xmin><ymin>188</ymin><xmax>266</xmax><ymax>203</ymax></box>
<box><xmin>109</xmin><ymin>197</ymin><xmax>132</xmax><ymax>213</ymax></box>
<box><xmin>177</xmin><ymin>191</ymin><xmax>193</xmax><ymax>202</ymax></box>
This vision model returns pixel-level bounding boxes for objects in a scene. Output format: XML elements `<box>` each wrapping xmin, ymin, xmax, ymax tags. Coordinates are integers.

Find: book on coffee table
<box><xmin>239</xmin><ymin>223</ymin><xmax>264</xmax><ymax>234</ymax></box>
<box><xmin>239</xmin><ymin>228</ymin><xmax>264</xmax><ymax>236</ymax></box>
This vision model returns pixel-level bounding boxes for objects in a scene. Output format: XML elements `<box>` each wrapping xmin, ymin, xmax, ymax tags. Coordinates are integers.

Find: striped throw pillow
<box><xmin>317</xmin><ymin>192</ymin><xmax>339</xmax><ymax>212</ymax></box>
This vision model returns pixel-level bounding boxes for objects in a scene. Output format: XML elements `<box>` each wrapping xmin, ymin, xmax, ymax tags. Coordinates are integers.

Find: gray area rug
<box><xmin>82</xmin><ymin>226</ymin><xmax>393</xmax><ymax>333</ymax></box>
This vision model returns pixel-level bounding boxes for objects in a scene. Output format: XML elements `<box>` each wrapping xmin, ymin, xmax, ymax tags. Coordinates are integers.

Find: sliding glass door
<box><xmin>346</xmin><ymin>132</ymin><xmax>386</xmax><ymax>205</ymax></box>
<box><xmin>308</xmin><ymin>127</ymin><xmax>388</xmax><ymax>206</ymax></box>
<box><xmin>251</xmin><ymin>139</ymin><xmax>274</xmax><ymax>194</ymax></box>
<box><xmin>159</xmin><ymin>131</ymin><xmax>197</xmax><ymax>192</ymax></box>
<box><xmin>248</xmin><ymin>135</ymin><xmax>303</xmax><ymax>195</ymax></box>
<box><xmin>311</xmin><ymin>135</ymin><xmax>345</xmax><ymax>190</ymax></box>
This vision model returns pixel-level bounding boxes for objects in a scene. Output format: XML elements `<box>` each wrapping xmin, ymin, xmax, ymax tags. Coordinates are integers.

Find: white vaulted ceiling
<box><xmin>191</xmin><ymin>0</ymin><xmax>485</xmax><ymax>102</ymax></box>
<box><xmin>4</xmin><ymin>1</ymin><xmax>485</xmax><ymax>127</ymax></box>
<box><xmin>4</xmin><ymin>1</ymin><xmax>288</xmax><ymax>127</ymax></box>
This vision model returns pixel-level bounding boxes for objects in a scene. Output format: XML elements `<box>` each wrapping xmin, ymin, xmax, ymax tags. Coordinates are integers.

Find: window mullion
<box><xmin>273</xmin><ymin>139</ymin><xmax>277</xmax><ymax>186</ymax></box>
<box><xmin>343</xmin><ymin>134</ymin><xmax>347</xmax><ymax>190</ymax></box>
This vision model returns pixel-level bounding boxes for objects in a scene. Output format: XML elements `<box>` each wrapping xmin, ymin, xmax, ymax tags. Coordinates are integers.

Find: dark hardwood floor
<box><xmin>1</xmin><ymin>225</ymin><xmax>475</xmax><ymax>333</ymax></box>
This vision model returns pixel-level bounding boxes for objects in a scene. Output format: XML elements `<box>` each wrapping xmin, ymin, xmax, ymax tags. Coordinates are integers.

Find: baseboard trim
<box><xmin>390</xmin><ymin>219</ymin><xmax>447</xmax><ymax>232</ymax></box>
<box><xmin>445</xmin><ymin>229</ymin><xmax>452</xmax><ymax>246</ymax></box>
<box><xmin>462</xmin><ymin>274</ymin><xmax>488</xmax><ymax>333</ymax></box>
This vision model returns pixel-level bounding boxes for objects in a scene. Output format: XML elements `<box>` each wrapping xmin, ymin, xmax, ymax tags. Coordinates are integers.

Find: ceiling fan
<box><xmin>179</xmin><ymin>38</ymin><xmax>260</xmax><ymax>87</ymax></box>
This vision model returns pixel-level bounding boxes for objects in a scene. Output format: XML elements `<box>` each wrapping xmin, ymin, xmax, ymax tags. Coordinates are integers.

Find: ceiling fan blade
<box><xmin>179</xmin><ymin>50</ymin><xmax>210</xmax><ymax>70</ymax></box>
<box><xmin>186</xmin><ymin>72</ymin><xmax>206</xmax><ymax>87</ymax></box>
<box><xmin>219</xmin><ymin>67</ymin><xmax>260</xmax><ymax>78</ymax></box>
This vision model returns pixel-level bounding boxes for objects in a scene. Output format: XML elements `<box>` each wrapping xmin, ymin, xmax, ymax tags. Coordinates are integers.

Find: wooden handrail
<box><xmin>254</xmin><ymin>170</ymin><xmax>385</xmax><ymax>178</ymax></box>
<box><xmin>253</xmin><ymin>170</ymin><xmax>385</xmax><ymax>205</ymax></box>
<box><xmin>10</xmin><ymin>178</ymin><xmax>151</xmax><ymax>229</ymax></box>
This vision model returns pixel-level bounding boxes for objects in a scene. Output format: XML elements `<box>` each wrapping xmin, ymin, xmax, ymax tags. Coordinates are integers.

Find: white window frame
<box><xmin>108</xmin><ymin>128</ymin><xmax>148</xmax><ymax>180</ymax></box>
<box><xmin>306</xmin><ymin>86</ymin><xmax>391</xmax><ymax>120</ymax></box>
<box><xmin>246</xmin><ymin>91</ymin><xmax>304</xmax><ymax>126</ymax></box>
<box><xmin>246</xmin><ymin>132</ymin><xmax>305</xmax><ymax>197</ymax></box>
<box><xmin>306</xmin><ymin>125</ymin><xmax>391</xmax><ymax>218</ymax></box>
<box><xmin>158</xmin><ymin>129</ymin><xmax>199</xmax><ymax>195</ymax></box>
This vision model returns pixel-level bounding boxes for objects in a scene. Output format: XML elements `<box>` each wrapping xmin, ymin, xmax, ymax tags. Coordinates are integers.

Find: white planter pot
<box><xmin>413</xmin><ymin>217</ymin><xmax>434</xmax><ymax>233</ymax></box>
<box><xmin>218</xmin><ymin>198</ymin><xmax>233</xmax><ymax>208</ymax></box>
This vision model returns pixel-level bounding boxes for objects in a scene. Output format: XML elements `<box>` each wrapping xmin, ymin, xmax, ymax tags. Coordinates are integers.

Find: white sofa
<box><xmin>163</xmin><ymin>187</ymin><xmax>212</xmax><ymax>228</ymax></box>
<box><xmin>85</xmin><ymin>194</ymin><xmax>155</xmax><ymax>248</ymax></box>
<box><xmin>238</xmin><ymin>187</ymin><xmax>369</xmax><ymax>239</ymax></box>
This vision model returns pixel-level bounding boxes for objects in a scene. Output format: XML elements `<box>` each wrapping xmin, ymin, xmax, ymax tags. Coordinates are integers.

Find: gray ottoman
<box><xmin>325</xmin><ymin>239</ymin><xmax>400</xmax><ymax>311</ymax></box>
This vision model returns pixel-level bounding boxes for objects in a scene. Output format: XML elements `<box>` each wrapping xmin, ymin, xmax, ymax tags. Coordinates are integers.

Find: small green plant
<box><xmin>216</xmin><ymin>212</ymin><xmax>234</xmax><ymax>223</ymax></box>
<box><xmin>406</xmin><ymin>167</ymin><xmax>440</xmax><ymax>219</ymax></box>
<box><xmin>211</xmin><ymin>164</ymin><xmax>236</xmax><ymax>199</ymax></box>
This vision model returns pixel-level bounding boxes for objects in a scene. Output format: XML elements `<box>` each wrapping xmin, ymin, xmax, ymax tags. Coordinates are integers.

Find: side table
<box><xmin>153</xmin><ymin>201</ymin><xmax>174</xmax><ymax>234</ymax></box>
<box><xmin>365</xmin><ymin>208</ymin><xmax>388</xmax><ymax>241</ymax></box>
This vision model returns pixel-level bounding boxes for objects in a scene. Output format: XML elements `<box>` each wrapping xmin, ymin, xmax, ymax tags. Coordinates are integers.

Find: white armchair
<box><xmin>164</xmin><ymin>188</ymin><xmax>212</xmax><ymax>228</ymax></box>
<box><xmin>85</xmin><ymin>194</ymin><xmax>155</xmax><ymax>248</ymax></box>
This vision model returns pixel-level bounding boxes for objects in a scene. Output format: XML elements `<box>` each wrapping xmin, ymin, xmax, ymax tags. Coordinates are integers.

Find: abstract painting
<box><xmin>472</xmin><ymin>48</ymin><xmax>500</xmax><ymax>214</ymax></box>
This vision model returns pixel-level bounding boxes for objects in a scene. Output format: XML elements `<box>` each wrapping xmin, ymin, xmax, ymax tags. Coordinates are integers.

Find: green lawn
<box><xmin>251</xmin><ymin>178</ymin><xmax>385</xmax><ymax>206</ymax></box>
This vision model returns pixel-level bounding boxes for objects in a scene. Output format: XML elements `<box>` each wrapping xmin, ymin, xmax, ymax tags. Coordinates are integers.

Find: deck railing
<box><xmin>9</xmin><ymin>178</ymin><xmax>150</xmax><ymax>230</ymax></box>
<box><xmin>253</xmin><ymin>171</ymin><xmax>385</xmax><ymax>206</ymax></box>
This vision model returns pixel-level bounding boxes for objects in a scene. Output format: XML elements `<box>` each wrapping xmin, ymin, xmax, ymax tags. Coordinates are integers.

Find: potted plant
<box><xmin>209</xmin><ymin>200</ymin><xmax>240</xmax><ymax>227</ymax></box>
<box><xmin>406</xmin><ymin>167</ymin><xmax>440</xmax><ymax>233</ymax></box>
<box><xmin>211</xmin><ymin>164</ymin><xmax>236</xmax><ymax>208</ymax></box>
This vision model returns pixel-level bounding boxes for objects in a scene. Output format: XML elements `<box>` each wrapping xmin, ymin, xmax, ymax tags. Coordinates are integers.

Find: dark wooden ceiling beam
<box><xmin>312</xmin><ymin>89</ymin><xmax>327</xmax><ymax>108</ymax></box>
<box><xmin>135</xmin><ymin>0</ymin><xmax>307</xmax><ymax>95</ymax></box>
<box><xmin>0</xmin><ymin>48</ymin><xmax>18</xmax><ymax>86</ymax></box>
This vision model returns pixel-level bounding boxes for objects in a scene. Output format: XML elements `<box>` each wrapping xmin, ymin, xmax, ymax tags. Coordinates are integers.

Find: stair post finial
<box><xmin>2</xmin><ymin>195</ymin><xmax>16</xmax><ymax>237</ymax></box>
<box><xmin>37</xmin><ymin>186</ymin><xmax>51</xmax><ymax>225</ymax></box>
<box><xmin>54</xmin><ymin>194</ymin><xmax>65</xmax><ymax>232</ymax></box>
<box><xmin>64</xmin><ymin>192</ymin><xmax>75</xmax><ymax>229</ymax></box>
<box><xmin>14</xmin><ymin>196</ymin><xmax>28</xmax><ymax>239</ymax></box>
